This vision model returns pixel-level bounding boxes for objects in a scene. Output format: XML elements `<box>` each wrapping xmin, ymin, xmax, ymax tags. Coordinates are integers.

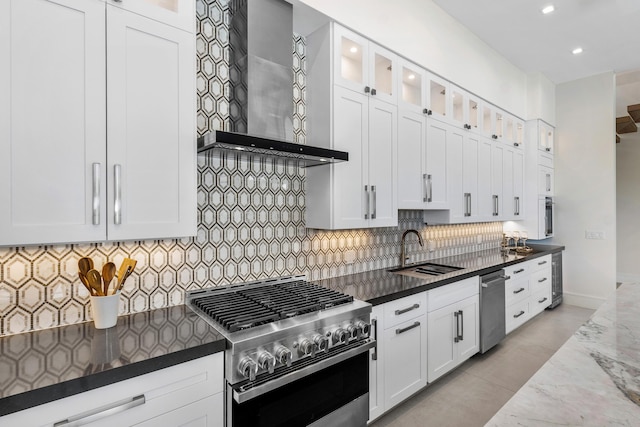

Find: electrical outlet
<box><xmin>585</xmin><ymin>230</ymin><xmax>605</xmax><ymax>240</ymax></box>
<box><xmin>427</xmin><ymin>240</ymin><xmax>436</xmax><ymax>252</ymax></box>
<box><xmin>344</xmin><ymin>249</ymin><xmax>356</xmax><ymax>264</ymax></box>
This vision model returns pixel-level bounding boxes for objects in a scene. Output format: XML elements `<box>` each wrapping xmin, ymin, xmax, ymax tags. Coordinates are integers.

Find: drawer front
<box><xmin>531</xmin><ymin>255</ymin><xmax>552</xmax><ymax>272</ymax></box>
<box><xmin>530</xmin><ymin>288</ymin><xmax>552</xmax><ymax>317</ymax></box>
<box><xmin>506</xmin><ymin>299</ymin><xmax>530</xmax><ymax>334</ymax></box>
<box><xmin>530</xmin><ymin>267</ymin><xmax>552</xmax><ymax>294</ymax></box>
<box><xmin>538</xmin><ymin>152</ymin><xmax>553</xmax><ymax>168</ymax></box>
<box><xmin>427</xmin><ymin>276</ymin><xmax>479</xmax><ymax>312</ymax></box>
<box><xmin>384</xmin><ymin>292</ymin><xmax>427</xmax><ymax>328</ymax></box>
<box><xmin>504</xmin><ymin>262</ymin><xmax>530</xmax><ymax>281</ymax></box>
<box><xmin>505</xmin><ymin>278</ymin><xmax>530</xmax><ymax>306</ymax></box>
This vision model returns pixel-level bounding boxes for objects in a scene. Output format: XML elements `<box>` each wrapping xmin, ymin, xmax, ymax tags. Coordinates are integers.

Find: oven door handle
<box><xmin>232</xmin><ymin>340</ymin><xmax>376</xmax><ymax>404</ymax></box>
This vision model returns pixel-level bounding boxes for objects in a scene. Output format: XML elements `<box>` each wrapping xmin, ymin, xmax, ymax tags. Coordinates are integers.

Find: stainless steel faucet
<box><xmin>400</xmin><ymin>229</ymin><xmax>424</xmax><ymax>267</ymax></box>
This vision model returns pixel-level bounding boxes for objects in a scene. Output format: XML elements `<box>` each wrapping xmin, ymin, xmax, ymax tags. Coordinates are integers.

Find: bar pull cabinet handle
<box><xmin>395</xmin><ymin>303</ymin><xmax>420</xmax><ymax>316</ymax></box>
<box><xmin>423</xmin><ymin>174</ymin><xmax>428</xmax><ymax>202</ymax></box>
<box><xmin>364</xmin><ymin>185</ymin><xmax>369</xmax><ymax>219</ymax></box>
<box><xmin>54</xmin><ymin>395</ymin><xmax>145</xmax><ymax>426</ymax></box>
<box><xmin>513</xmin><ymin>287</ymin><xmax>525</xmax><ymax>294</ymax></box>
<box><xmin>453</xmin><ymin>311</ymin><xmax>460</xmax><ymax>342</ymax></box>
<box><xmin>513</xmin><ymin>310</ymin><xmax>525</xmax><ymax>319</ymax></box>
<box><xmin>538</xmin><ymin>260</ymin><xmax>547</xmax><ymax>265</ymax></box>
<box><xmin>92</xmin><ymin>163</ymin><xmax>100</xmax><ymax>225</ymax></box>
<box><xmin>371</xmin><ymin>318</ymin><xmax>378</xmax><ymax>361</ymax></box>
<box><xmin>538</xmin><ymin>297</ymin><xmax>548</xmax><ymax>304</ymax></box>
<box><xmin>464</xmin><ymin>193</ymin><xmax>471</xmax><ymax>217</ymax></box>
<box><xmin>427</xmin><ymin>174</ymin><xmax>433</xmax><ymax>202</ymax></box>
<box><xmin>513</xmin><ymin>268</ymin><xmax>525</xmax><ymax>274</ymax></box>
<box><xmin>371</xmin><ymin>185</ymin><xmax>377</xmax><ymax>219</ymax></box>
<box><xmin>396</xmin><ymin>321</ymin><xmax>420</xmax><ymax>335</ymax></box>
<box><xmin>538</xmin><ymin>277</ymin><xmax>548</xmax><ymax>283</ymax></box>
<box><xmin>514</xmin><ymin>196</ymin><xmax>520</xmax><ymax>216</ymax></box>
<box><xmin>492</xmin><ymin>195</ymin><xmax>499</xmax><ymax>216</ymax></box>
<box><xmin>114</xmin><ymin>164</ymin><xmax>122</xmax><ymax>225</ymax></box>
<box><xmin>546</xmin><ymin>174</ymin><xmax>551</xmax><ymax>192</ymax></box>
<box><xmin>458</xmin><ymin>310</ymin><xmax>464</xmax><ymax>341</ymax></box>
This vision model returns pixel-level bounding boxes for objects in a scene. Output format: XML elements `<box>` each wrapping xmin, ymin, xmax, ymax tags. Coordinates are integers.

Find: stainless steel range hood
<box><xmin>197</xmin><ymin>0</ymin><xmax>348</xmax><ymax>167</ymax></box>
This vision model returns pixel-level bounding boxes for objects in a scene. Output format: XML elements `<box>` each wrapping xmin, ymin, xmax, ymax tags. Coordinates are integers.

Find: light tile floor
<box><xmin>371</xmin><ymin>303</ymin><xmax>595</xmax><ymax>427</ymax></box>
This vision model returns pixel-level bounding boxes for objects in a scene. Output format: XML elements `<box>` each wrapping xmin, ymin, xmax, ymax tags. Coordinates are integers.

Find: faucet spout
<box><xmin>400</xmin><ymin>229</ymin><xmax>424</xmax><ymax>267</ymax></box>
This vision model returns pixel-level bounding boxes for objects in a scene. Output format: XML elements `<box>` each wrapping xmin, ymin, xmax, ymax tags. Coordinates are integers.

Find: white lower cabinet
<box><xmin>369</xmin><ymin>305</ymin><xmax>385</xmax><ymax>421</ymax></box>
<box><xmin>426</xmin><ymin>277</ymin><xmax>479</xmax><ymax>383</ymax></box>
<box><xmin>505</xmin><ymin>255</ymin><xmax>553</xmax><ymax>334</ymax></box>
<box><xmin>1</xmin><ymin>353</ymin><xmax>224</xmax><ymax>427</ymax></box>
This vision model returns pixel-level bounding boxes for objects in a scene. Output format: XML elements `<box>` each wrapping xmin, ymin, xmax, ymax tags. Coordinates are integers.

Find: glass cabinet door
<box><xmin>451</xmin><ymin>87</ymin><xmax>464</xmax><ymax>127</ymax></box>
<box><xmin>515</xmin><ymin>120</ymin><xmax>524</xmax><ymax>147</ymax></box>
<box><xmin>482</xmin><ymin>105</ymin><xmax>493</xmax><ymax>137</ymax></box>
<box><xmin>370</xmin><ymin>45</ymin><xmax>397</xmax><ymax>104</ymax></box>
<box><xmin>335</xmin><ymin>28</ymin><xmax>366</xmax><ymax>91</ymax></box>
<box><xmin>428</xmin><ymin>73</ymin><xmax>448</xmax><ymax>121</ymax></box>
<box><xmin>400</xmin><ymin>62</ymin><xmax>423</xmax><ymax>113</ymax></box>
<box><xmin>494</xmin><ymin>111</ymin><xmax>503</xmax><ymax>139</ymax></box>
<box><xmin>110</xmin><ymin>0</ymin><xmax>194</xmax><ymax>32</ymax></box>
<box><xmin>505</xmin><ymin>115</ymin><xmax>514</xmax><ymax>143</ymax></box>
<box><xmin>468</xmin><ymin>98</ymin><xmax>480</xmax><ymax>131</ymax></box>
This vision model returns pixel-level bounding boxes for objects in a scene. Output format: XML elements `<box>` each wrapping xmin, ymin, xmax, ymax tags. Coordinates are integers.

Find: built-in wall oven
<box><xmin>539</xmin><ymin>196</ymin><xmax>554</xmax><ymax>238</ymax></box>
<box><xmin>186</xmin><ymin>276</ymin><xmax>374</xmax><ymax>427</ymax></box>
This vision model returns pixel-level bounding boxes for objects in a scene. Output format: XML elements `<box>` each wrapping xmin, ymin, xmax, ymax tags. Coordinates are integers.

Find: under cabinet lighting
<box><xmin>542</xmin><ymin>5</ymin><xmax>555</xmax><ymax>14</ymax></box>
<box><xmin>572</xmin><ymin>47</ymin><xmax>583</xmax><ymax>55</ymax></box>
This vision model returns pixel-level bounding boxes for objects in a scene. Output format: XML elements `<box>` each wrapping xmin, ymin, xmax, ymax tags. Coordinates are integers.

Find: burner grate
<box><xmin>190</xmin><ymin>280</ymin><xmax>353</xmax><ymax>332</ymax></box>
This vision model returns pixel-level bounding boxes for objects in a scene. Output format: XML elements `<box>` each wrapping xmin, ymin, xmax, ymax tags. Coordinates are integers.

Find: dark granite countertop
<box><xmin>0</xmin><ymin>304</ymin><xmax>226</xmax><ymax>417</ymax></box>
<box><xmin>315</xmin><ymin>244</ymin><xmax>564</xmax><ymax>305</ymax></box>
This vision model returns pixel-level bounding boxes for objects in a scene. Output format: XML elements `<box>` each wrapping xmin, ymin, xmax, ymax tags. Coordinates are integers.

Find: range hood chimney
<box><xmin>197</xmin><ymin>0</ymin><xmax>348</xmax><ymax>167</ymax></box>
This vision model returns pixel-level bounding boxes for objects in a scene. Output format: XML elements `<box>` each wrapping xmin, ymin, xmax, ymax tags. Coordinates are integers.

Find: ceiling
<box><xmin>432</xmin><ymin>0</ymin><xmax>640</xmax><ymax>84</ymax></box>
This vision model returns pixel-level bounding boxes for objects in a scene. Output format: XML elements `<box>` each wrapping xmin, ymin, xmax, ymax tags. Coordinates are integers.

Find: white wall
<box><xmin>295</xmin><ymin>0</ymin><xmax>529</xmax><ymax>118</ymax></box>
<box><xmin>527</xmin><ymin>72</ymin><xmax>556</xmax><ymax>126</ymax></box>
<box><xmin>551</xmin><ymin>72</ymin><xmax>617</xmax><ymax>308</ymax></box>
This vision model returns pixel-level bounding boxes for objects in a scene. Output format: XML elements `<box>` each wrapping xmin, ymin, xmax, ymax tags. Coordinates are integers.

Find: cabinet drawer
<box><xmin>530</xmin><ymin>255</ymin><xmax>552</xmax><ymax>272</ymax></box>
<box><xmin>427</xmin><ymin>276</ymin><xmax>479</xmax><ymax>312</ymax></box>
<box><xmin>384</xmin><ymin>292</ymin><xmax>427</xmax><ymax>329</ymax></box>
<box><xmin>530</xmin><ymin>288</ymin><xmax>552</xmax><ymax>317</ymax></box>
<box><xmin>504</xmin><ymin>262</ymin><xmax>530</xmax><ymax>280</ymax></box>
<box><xmin>506</xmin><ymin>299</ymin><xmax>530</xmax><ymax>334</ymax></box>
<box><xmin>530</xmin><ymin>267</ymin><xmax>552</xmax><ymax>294</ymax></box>
<box><xmin>505</xmin><ymin>278</ymin><xmax>530</xmax><ymax>305</ymax></box>
<box><xmin>538</xmin><ymin>152</ymin><xmax>553</xmax><ymax>168</ymax></box>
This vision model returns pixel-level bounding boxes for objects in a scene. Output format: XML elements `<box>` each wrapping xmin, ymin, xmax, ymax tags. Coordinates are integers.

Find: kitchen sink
<box><xmin>389</xmin><ymin>262</ymin><xmax>464</xmax><ymax>277</ymax></box>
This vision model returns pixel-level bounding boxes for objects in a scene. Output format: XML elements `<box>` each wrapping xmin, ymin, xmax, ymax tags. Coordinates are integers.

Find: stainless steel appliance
<box><xmin>186</xmin><ymin>275</ymin><xmax>374</xmax><ymax>427</ymax></box>
<box><xmin>479</xmin><ymin>270</ymin><xmax>506</xmax><ymax>353</ymax></box>
<box><xmin>549</xmin><ymin>251</ymin><xmax>563</xmax><ymax>308</ymax></box>
<box><xmin>542</xmin><ymin>196</ymin><xmax>554</xmax><ymax>238</ymax></box>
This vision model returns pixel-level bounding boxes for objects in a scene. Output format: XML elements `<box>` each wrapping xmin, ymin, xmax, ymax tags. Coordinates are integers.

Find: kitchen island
<box><xmin>487</xmin><ymin>282</ymin><xmax>640</xmax><ymax>425</ymax></box>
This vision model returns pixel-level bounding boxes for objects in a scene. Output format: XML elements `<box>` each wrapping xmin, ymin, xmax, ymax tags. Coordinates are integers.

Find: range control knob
<box><xmin>257</xmin><ymin>351</ymin><xmax>276</xmax><ymax>374</ymax></box>
<box><xmin>313</xmin><ymin>334</ymin><xmax>328</xmax><ymax>353</ymax></box>
<box><xmin>298</xmin><ymin>338</ymin><xmax>316</xmax><ymax>357</ymax></box>
<box><xmin>238</xmin><ymin>356</ymin><xmax>258</xmax><ymax>381</ymax></box>
<box><xmin>275</xmin><ymin>346</ymin><xmax>292</xmax><ymax>367</ymax></box>
<box><xmin>346</xmin><ymin>324</ymin><xmax>359</xmax><ymax>340</ymax></box>
<box><xmin>355</xmin><ymin>321</ymin><xmax>371</xmax><ymax>337</ymax></box>
<box><xmin>332</xmin><ymin>328</ymin><xmax>349</xmax><ymax>345</ymax></box>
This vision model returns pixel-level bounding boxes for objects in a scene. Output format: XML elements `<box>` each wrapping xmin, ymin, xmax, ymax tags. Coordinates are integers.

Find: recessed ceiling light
<box><xmin>408</xmin><ymin>74</ymin><xmax>415</xmax><ymax>80</ymax></box>
<box><xmin>572</xmin><ymin>47</ymin><xmax>583</xmax><ymax>55</ymax></box>
<box><xmin>542</xmin><ymin>5</ymin><xmax>555</xmax><ymax>14</ymax></box>
<box><xmin>349</xmin><ymin>46</ymin><xmax>358</xmax><ymax>53</ymax></box>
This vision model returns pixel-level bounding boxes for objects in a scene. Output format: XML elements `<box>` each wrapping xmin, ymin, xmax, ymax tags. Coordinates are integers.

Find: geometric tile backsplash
<box><xmin>0</xmin><ymin>0</ymin><xmax>502</xmax><ymax>336</ymax></box>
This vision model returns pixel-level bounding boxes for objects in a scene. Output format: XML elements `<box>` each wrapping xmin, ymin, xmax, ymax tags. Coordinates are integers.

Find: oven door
<box><xmin>228</xmin><ymin>343</ymin><xmax>372</xmax><ymax>427</ymax></box>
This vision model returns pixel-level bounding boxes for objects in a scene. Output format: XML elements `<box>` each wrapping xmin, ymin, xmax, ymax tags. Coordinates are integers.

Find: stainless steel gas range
<box><xmin>186</xmin><ymin>275</ymin><xmax>374</xmax><ymax>427</ymax></box>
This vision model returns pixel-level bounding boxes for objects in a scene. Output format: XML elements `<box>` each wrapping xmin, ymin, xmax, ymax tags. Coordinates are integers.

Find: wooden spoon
<box><xmin>86</xmin><ymin>269</ymin><xmax>103</xmax><ymax>296</ymax></box>
<box><xmin>78</xmin><ymin>272</ymin><xmax>94</xmax><ymax>295</ymax></box>
<box><xmin>102</xmin><ymin>262</ymin><xmax>116</xmax><ymax>296</ymax></box>
<box><xmin>78</xmin><ymin>257</ymin><xmax>94</xmax><ymax>277</ymax></box>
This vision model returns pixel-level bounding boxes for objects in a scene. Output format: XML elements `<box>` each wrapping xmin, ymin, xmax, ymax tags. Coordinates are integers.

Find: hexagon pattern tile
<box><xmin>0</xmin><ymin>0</ymin><xmax>503</xmax><ymax>336</ymax></box>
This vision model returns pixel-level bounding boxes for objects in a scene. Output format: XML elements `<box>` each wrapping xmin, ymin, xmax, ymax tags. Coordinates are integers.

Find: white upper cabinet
<box><xmin>305</xmin><ymin>22</ymin><xmax>397</xmax><ymax>230</ymax></box>
<box><xmin>449</xmin><ymin>85</ymin><xmax>483</xmax><ymax>134</ymax></box>
<box><xmin>334</xmin><ymin>25</ymin><xmax>397</xmax><ymax>106</ymax></box>
<box><xmin>0</xmin><ymin>0</ymin><xmax>107</xmax><ymax>246</ymax></box>
<box><xmin>0</xmin><ymin>0</ymin><xmax>196</xmax><ymax>246</ymax></box>
<box><xmin>107</xmin><ymin>0</ymin><xmax>194</xmax><ymax>32</ymax></box>
<box><xmin>538</xmin><ymin>120</ymin><xmax>555</xmax><ymax>154</ymax></box>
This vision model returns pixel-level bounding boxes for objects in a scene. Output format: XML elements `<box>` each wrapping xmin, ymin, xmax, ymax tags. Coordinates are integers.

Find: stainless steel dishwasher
<box><xmin>479</xmin><ymin>270</ymin><xmax>507</xmax><ymax>353</ymax></box>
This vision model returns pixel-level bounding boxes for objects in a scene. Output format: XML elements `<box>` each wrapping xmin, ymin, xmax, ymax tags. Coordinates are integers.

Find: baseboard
<box><xmin>562</xmin><ymin>292</ymin><xmax>607</xmax><ymax>310</ymax></box>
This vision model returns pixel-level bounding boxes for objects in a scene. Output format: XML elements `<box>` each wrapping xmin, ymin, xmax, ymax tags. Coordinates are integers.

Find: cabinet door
<box><xmin>427</xmin><ymin>305</ymin><xmax>457</xmax><ymax>383</ymax></box>
<box><xmin>106</xmin><ymin>6</ymin><xmax>196</xmax><ymax>241</ymax></box>
<box><xmin>369</xmin><ymin>306</ymin><xmax>385</xmax><ymax>421</ymax></box>
<box><xmin>368</xmin><ymin>44</ymin><xmax>397</xmax><ymax>106</ymax></box>
<box><xmin>491</xmin><ymin>143</ymin><xmax>504</xmax><ymax>219</ymax></box>
<box><xmin>0</xmin><ymin>0</ymin><xmax>107</xmax><ymax>246</ymax></box>
<box><xmin>397</xmin><ymin>110</ymin><xmax>427</xmax><ymax>209</ymax></box>
<box><xmin>368</xmin><ymin>99</ymin><xmax>397</xmax><ymax>227</ymax></box>
<box><xmin>538</xmin><ymin>166</ymin><xmax>554</xmax><ymax>196</ymax></box>
<box><xmin>425</xmin><ymin>119</ymin><xmax>449</xmax><ymax>209</ymax></box>
<box><xmin>384</xmin><ymin>314</ymin><xmax>428</xmax><ymax>409</ymax></box>
<box><xmin>477</xmin><ymin>138</ymin><xmax>493</xmax><ymax>220</ymax></box>
<box><xmin>446</xmin><ymin>126</ymin><xmax>465</xmax><ymax>221</ymax></box>
<box><xmin>426</xmin><ymin>72</ymin><xmax>449</xmax><ymax>123</ymax></box>
<box><xmin>456</xmin><ymin>296</ymin><xmax>479</xmax><ymax>363</ymax></box>
<box><xmin>502</xmin><ymin>146</ymin><xmax>515</xmax><ymax>220</ymax></box>
<box><xmin>333</xmin><ymin>24</ymin><xmax>369</xmax><ymax>94</ymax></box>
<box><xmin>513</xmin><ymin>149</ymin><xmax>524</xmax><ymax>218</ymax></box>
<box><xmin>110</xmin><ymin>0</ymin><xmax>195</xmax><ymax>33</ymax></box>
<box><xmin>332</xmin><ymin>86</ymin><xmax>369</xmax><ymax>229</ymax></box>
<box><xmin>398</xmin><ymin>60</ymin><xmax>425</xmax><ymax>115</ymax></box>
<box><xmin>538</xmin><ymin>121</ymin><xmax>554</xmax><ymax>154</ymax></box>
<box><xmin>463</xmin><ymin>134</ymin><xmax>479</xmax><ymax>219</ymax></box>
<box><xmin>133</xmin><ymin>394</ymin><xmax>223</xmax><ymax>427</ymax></box>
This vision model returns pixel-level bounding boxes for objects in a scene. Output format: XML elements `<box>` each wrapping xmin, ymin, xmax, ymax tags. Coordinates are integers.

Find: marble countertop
<box><xmin>315</xmin><ymin>244</ymin><xmax>564</xmax><ymax>305</ymax></box>
<box><xmin>486</xmin><ymin>282</ymin><xmax>640</xmax><ymax>426</ymax></box>
<box><xmin>0</xmin><ymin>305</ymin><xmax>226</xmax><ymax>417</ymax></box>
